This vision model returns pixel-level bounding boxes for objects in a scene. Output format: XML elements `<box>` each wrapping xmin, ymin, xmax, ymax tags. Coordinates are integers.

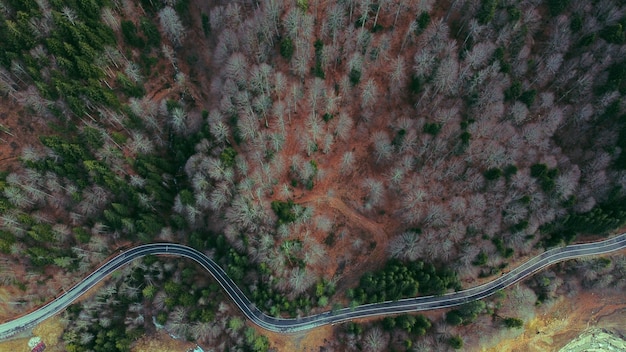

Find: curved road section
<box><xmin>1</xmin><ymin>234</ymin><xmax>626</xmax><ymax>338</ymax></box>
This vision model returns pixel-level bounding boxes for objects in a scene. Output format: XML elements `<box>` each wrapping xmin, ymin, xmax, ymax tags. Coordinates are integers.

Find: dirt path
<box><xmin>295</xmin><ymin>193</ymin><xmax>391</xmax><ymax>290</ymax></box>
<box><xmin>298</xmin><ymin>194</ymin><xmax>388</xmax><ymax>246</ymax></box>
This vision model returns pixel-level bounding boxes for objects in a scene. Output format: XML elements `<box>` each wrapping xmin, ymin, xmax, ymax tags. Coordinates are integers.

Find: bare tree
<box><xmin>101</xmin><ymin>7</ymin><xmax>120</xmax><ymax>31</ymax></box>
<box><xmin>363</xmin><ymin>327</ymin><xmax>388</xmax><ymax>352</ymax></box>
<box><xmin>159</xmin><ymin>6</ymin><xmax>185</xmax><ymax>46</ymax></box>
<box><xmin>371</xmin><ymin>131</ymin><xmax>393</xmax><ymax>163</ymax></box>
<box><xmin>388</xmin><ymin>231</ymin><xmax>421</xmax><ymax>261</ymax></box>
<box><xmin>363</xmin><ymin>178</ymin><xmax>384</xmax><ymax>209</ymax></box>
<box><xmin>361</xmin><ymin>78</ymin><xmax>378</xmax><ymax>110</ymax></box>
<box><xmin>340</xmin><ymin>151</ymin><xmax>355</xmax><ymax>175</ymax></box>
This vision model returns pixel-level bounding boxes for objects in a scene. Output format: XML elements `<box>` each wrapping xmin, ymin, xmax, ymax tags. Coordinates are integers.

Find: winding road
<box><xmin>1</xmin><ymin>234</ymin><xmax>626</xmax><ymax>338</ymax></box>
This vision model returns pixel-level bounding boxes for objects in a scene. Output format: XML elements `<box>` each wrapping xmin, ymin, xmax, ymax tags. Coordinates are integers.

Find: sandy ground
<box><xmin>482</xmin><ymin>289</ymin><xmax>626</xmax><ymax>352</ymax></box>
<box><xmin>0</xmin><ymin>316</ymin><xmax>66</xmax><ymax>352</ymax></box>
<box><xmin>252</xmin><ymin>321</ymin><xmax>335</xmax><ymax>352</ymax></box>
<box><xmin>132</xmin><ymin>331</ymin><xmax>196</xmax><ymax>352</ymax></box>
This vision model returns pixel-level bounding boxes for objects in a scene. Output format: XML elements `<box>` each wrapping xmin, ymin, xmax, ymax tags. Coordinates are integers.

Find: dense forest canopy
<box><xmin>1</xmin><ymin>0</ymin><xmax>626</xmax><ymax>350</ymax></box>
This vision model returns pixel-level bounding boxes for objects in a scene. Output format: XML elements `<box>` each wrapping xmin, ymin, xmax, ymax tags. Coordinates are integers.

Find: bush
<box><xmin>600</xmin><ymin>24</ymin><xmax>625</xmax><ymax>44</ymax></box>
<box><xmin>484</xmin><ymin>168</ymin><xmax>502</xmax><ymax>180</ymax></box>
<box><xmin>416</xmin><ymin>12</ymin><xmax>430</xmax><ymax>34</ymax></box>
<box><xmin>349</xmin><ymin>68</ymin><xmax>361</xmax><ymax>86</ymax></box>
<box><xmin>448</xmin><ymin>336</ymin><xmax>464</xmax><ymax>349</ymax></box>
<box><xmin>271</xmin><ymin>200</ymin><xmax>297</xmax><ymax>224</ymax></box>
<box><xmin>219</xmin><ymin>147</ymin><xmax>237</xmax><ymax>167</ymax></box>
<box><xmin>140</xmin><ymin>18</ymin><xmax>161</xmax><ymax>47</ymax></box>
<box><xmin>504</xmin><ymin>317</ymin><xmax>524</xmax><ymax>328</ymax></box>
<box><xmin>519</xmin><ymin>89</ymin><xmax>536</xmax><ymax>107</ymax></box>
<box><xmin>423</xmin><ymin>123</ymin><xmax>442</xmax><ymax>136</ymax></box>
<box><xmin>473</xmin><ymin>251</ymin><xmax>488</xmax><ymax>266</ymax></box>
<box><xmin>547</xmin><ymin>0</ymin><xmax>570</xmax><ymax>16</ymax></box>
<box><xmin>477</xmin><ymin>0</ymin><xmax>498</xmax><ymax>24</ymax></box>
<box><xmin>280</xmin><ymin>37</ymin><xmax>294</xmax><ymax>59</ymax></box>
<box><xmin>504</xmin><ymin>80</ymin><xmax>522</xmax><ymax>101</ymax></box>
<box><xmin>121</xmin><ymin>20</ymin><xmax>145</xmax><ymax>48</ymax></box>
<box><xmin>201</xmin><ymin>13</ymin><xmax>210</xmax><ymax>36</ymax></box>
<box><xmin>446</xmin><ymin>310</ymin><xmax>464</xmax><ymax>325</ymax></box>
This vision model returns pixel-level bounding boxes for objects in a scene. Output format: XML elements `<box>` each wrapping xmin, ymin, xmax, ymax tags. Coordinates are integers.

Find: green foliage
<box><xmin>201</xmin><ymin>13</ymin><xmax>210</xmax><ymax>37</ymax></box>
<box><xmin>503</xmin><ymin>164</ymin><xmax>518</xmax><ymax>179</ymax></box>
<box><xmin>346</xmin><ymin>322</ymin><xmax>363</xmax><ymax>335</ymax></box>
<box><xmin>547</xmin><ymin>0</ymin><xmax>570</xmax><ymax>17</ymax></box>
<box><xmin>492</xmin><ymin>237</ymin><xmax>514</xmax><ymax>258</ymax></box>
<box><xmin>519</xmin><ymin>89</ymin><xmax>536</xmax><ymax>107</ymax></box>
<box><xmin>296</xmin><ymin>0</ymin><xmax>309</xmax><ymax>11</ymax></box>
<box><xmin>503</xmin><ymin>317</ymin><xmax>524</xmax><ymax>328</ymax></box>
<box><xmin>473</xmin><ymin>251</ymin><xmax>488</xmax><ymax>266</ymax></box>
<box><xmin>509</xmin><ymin>221</ymin><xmax>528</xmax><ymax>234</ymax></box>
<box><xmin>219</xmin><ymin>147</ymin><xmax>237</xmax><ymax>167</ymax></box>
<box><xmin>409</xmin><ymin>75</ymin><xmax>423</xmax><ymax>94</ymax></box>
<box><xmin>446</xmin><ymin>310</ymin><xmax>464</xmax><ymax>325</ymax></box>
<box><xmin>423</xmin><ymin>122</ymin><xmax>442</xmax><ymax>136</ymax></box>
<box><xmin>507</xmin><ymin>6</ymin><xmax>521</xmax><ymax>21</ymax></box>
<box><xmin>603</xmin><ymin>60</ymin><xmax>626</xmax><ymax>95</ymax></box>
<box><xmin>577</xmin><ymin>33</ymin><xmax>596</xmax><ymax>48</ymax></box>
<box><xmin>271</xmin><ymin>200</ymin><xmax>297</xmax><ymax>224</ymax></box>
<box><xmin>460</xmin><ymin>131</ymin><xmax>471</xmax><ymax>144</ymax></box>
<box><xmin>530</xmin><ymin>163</ymin><xmax>559</xmax><ymax>192</ymax></box>
<box><xmin>313</xmin><ymin>39</ymin><xmax>325</xmax><ymax>78</ymax></box>
<box><xmin>417</xmin><ymin>12</ymin><xmax>431</xmax><ymax>32</ymax></box>
<box><xmin>349</xmin><ymin>68</ymin><xmax>362</xmax><ymax>86</ymax></box>
<box><xmin>484</xmin><ymin>168</ymin><xmax>502</xmax><ymax>180</ymax></box>
<box><xmin>504</xmin><ymin>80</ymin><xmax>523</xmax><ymax>101</ymax></box>
<box><xmin>27</xmin><ymin>246</ymin><xmax>55</xmax><ymax>266</ymax></box>
<box><xmin>542</xmin><ymin>187</ymin><xmax>626</xmax><ymax>247</ymax></box>
<box><xmin>121</xmin><ymin>20</ymin><xmax>145</xmax><ymax>48</ymax></box>
<box><xmin>353</xmin><ymin>259</ymin><xmax>460</xmax><ymax>303</ymax></box>
<box><xmin>73</xmin><ymin>227</ymin><xmax>91</xmax><ymax>243</ymax></box>
<box><xmin>179</xmin><ymin>189</ymin><xmax>194</xmax><ymax>205</ymax></box>
<box><xmin>280</xmin><ymin>37</ymin><xmax>294</xmax><ymax>60</ymax></box>
<box><xmin>448</xmin><ymin>335</ymin><xmax>464</xmax><ymax>349</ymax></box>
<box><xmin>140</xmin><ymin>18</ymin><xmax>161</xmax><ymax>47</ymax></box>
<box><xmin>570</xmin><ymin>14</ymin><xmax>583</xmax><ymax>32</ymax></box>
<box><xmin>600</xmin><ymin>23</ymin><xmax>625</xmax><ymax>44</ymax></box>
<box><xmin>446</xmin><ymin>300</ymin><xmax>486</xmax><ymax>326</ymax></box>
<box><xmin>116</xmin><ymin>73</ymin><xmax>145</xmax><ymax>97</ymax></box>
<box><xmin>477</xmin><ymin>0</ymin><xmax>498</xmax><ymax>24</ymax></box>
<box><xmin>0</xmin><ymin>230</ymin><xmax>16</xmax><ymax>253</ymax></box>
<box><xmin>81</xmin><ymin>127</ymin><xmax>104</xmax><ymax>150</ymax></box>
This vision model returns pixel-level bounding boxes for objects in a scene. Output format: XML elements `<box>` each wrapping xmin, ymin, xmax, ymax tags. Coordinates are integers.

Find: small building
<box><xmin>31</xmin><ymin>341</ymin><xmax>46</xmax><ymax>352</ymax></box>
<box><xmin>28</xmin><ymin>337</ymin><xmax>46</xmax><ymax>352</ymax></box>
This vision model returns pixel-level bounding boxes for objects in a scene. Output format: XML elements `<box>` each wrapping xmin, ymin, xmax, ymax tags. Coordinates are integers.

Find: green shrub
<box><xmin>280</xmin><ymin>37</ymin><xmax>294</xmax><ymax>59</ymax></box>
<box><xmin>271</xmin><ymin>200</ymin><xmax>297</xmax><ymax>224</ymax></box>
<box><xmin>423</xmin><ymin>123</ymin><xmax>442</xmax><ymax>136</ymax></box>
<box><xmin>349</xmin><ymin>68</ymin><xmax>361</xmax><ymax>85</ymax></box>
<box><xmin>484</xmin><ymin>168</ymin><xmax>502</xmax><ymax>180</ymax></box>
<box><xmin>121</xmin><ymin>20</ymin><xmax>145</xmax><ymax>48</ymax></box>
<box><xmin>449</xmin><ymin>335</ymin><xmax>464</xmax><ymax>349</ymax></box>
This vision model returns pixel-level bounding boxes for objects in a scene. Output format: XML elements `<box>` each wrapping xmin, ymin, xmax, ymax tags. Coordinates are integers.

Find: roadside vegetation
<box><xmin>0</xmin><ymin>0</ymin><xmax>625</xmax><ymax>350</ymax></box>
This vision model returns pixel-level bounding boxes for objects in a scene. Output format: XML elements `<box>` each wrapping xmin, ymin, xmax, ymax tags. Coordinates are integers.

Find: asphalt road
<box><xmin>1</xmin><ymin>233</ymin><xmax>625</xmax><ymax>338</ymax></box>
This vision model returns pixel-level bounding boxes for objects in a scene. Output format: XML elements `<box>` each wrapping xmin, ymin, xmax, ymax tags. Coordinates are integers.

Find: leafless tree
<box><xmin>159</xmin><ymin>6</ymin><xmax>185</xmax><ymax>46</ymax></box>
<box><xmin>388</xmin><ymin>231</ymin><xmax>421</xmax><ymax>261</ymax></box>
<box><xmin>101</xmin><ymin>7</ymin><xmax>120</xmax><ymax>31</ymax></box>
<box><xmin>363</xmin><ymin>326</ymin><xmax>388</xmax><ymax>352</ymax></box>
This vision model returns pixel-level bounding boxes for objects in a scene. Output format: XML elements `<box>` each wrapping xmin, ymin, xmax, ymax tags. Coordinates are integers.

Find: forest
<box><xmin>0</xmin><ymin>0</ymin><xmax>626</xmax><ymax>350</ymax></box>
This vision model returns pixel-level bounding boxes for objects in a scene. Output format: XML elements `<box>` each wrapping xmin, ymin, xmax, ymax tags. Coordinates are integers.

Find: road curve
<box><xmin>1</xmin><ymin>234</ymin><xmax>626</xmax><ymax>338</ymax></box>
